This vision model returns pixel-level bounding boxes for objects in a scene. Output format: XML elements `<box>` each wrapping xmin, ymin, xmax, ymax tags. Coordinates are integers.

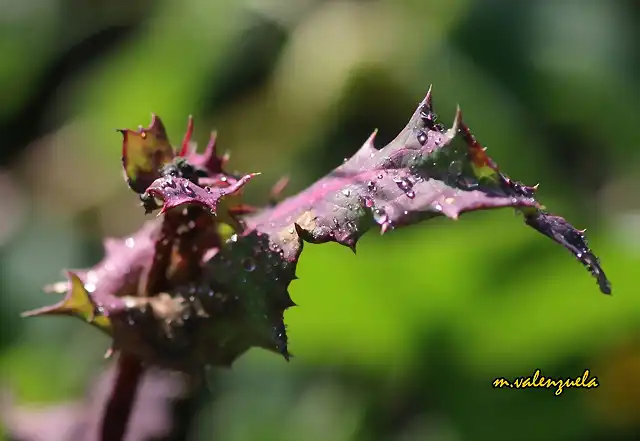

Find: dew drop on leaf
<box><xmin>181</xmin><ymin>181</ymin><xmax>196</xmax><ymax>197</ymax></box>
<box><xmin>242</xmin><ymin>258</ymin><xmax>257</xmax><ymax>272</ymax></box>
<box><xmin>342</xmin><ymin>189</ymin><xmax>351</xmax><ymax>197</ymax></box>
<box><xmin>417</xmin><ymin>130</ymin><xmax>427</xmax><ymax>145</ymax></box>
<box><xmin>448</xmin><ymin>160</ymin><xmax>463</xmax><ymax>177</ymax></box>
<box><xmin>457</xmin><ymin>176</ymin><xmax>479</xmax><ymax>190</ymax></box>
<box><xmin>373</xmin><ymin>207</ymin><xmax>388</xmax><ymax>225</ymax></box>
<box><xmin>394</xmin><ymin>176</ymin><xmax>413</xmax><ymax>192</ymax></box>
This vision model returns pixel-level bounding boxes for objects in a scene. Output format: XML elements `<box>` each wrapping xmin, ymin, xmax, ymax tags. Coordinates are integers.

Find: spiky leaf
<box><xmin>24</xmin><ymin>86</ymin><xmax>611</xmax><ymax>377</ymax></box>
<box><xmin>120</xmin><ymin>115</ymin><xmax>175</xmax><ymax>193</ymax></box>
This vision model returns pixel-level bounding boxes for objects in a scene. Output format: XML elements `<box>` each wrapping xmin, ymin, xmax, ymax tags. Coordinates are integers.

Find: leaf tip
<box><xmin>451</xmin><ymin>105</ymin><xmax>463</xmax><ymax>133</ymax></box>
<box><xmin>425</xmin><ymin>84</ymin><xmax>433</xmax><ymax>107</ymax></box>
<box><xmin>367</xmin><ymin>129</ymin><xmax>378</xmax><ymax>147</ymax></box>
<box><xmin>179</xmin><ymin>114</ymin><xmax>195</xmax><ymax>157</ymax></box>
<box><xmin>380</xmin><ymin>222</ymin><xmax>392</xmax><ymax>235</ymax></box>
<box><xmin>21</xmin><ymin>271</ymin><xmax>95</xmax><ymax>321</ymax></box>
<box><xmin>42</xmin><ymin>281</ymin><xmax>68</xmax><ymax>294</ymax></box>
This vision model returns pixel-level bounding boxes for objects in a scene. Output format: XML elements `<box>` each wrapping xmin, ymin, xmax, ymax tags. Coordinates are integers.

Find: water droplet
<box><xmin>342</xmin><ymin>189</ymin><xmax>351</xmax><ymax>197</ymax></box>
<box><xmin>229</xmin><ymin>234</ymin><xmax>238</xmax><ymax>243</ymax></box>
<box><xmin>342</xmin><ymin>157</ymin><xmax>349</xmax><ymax>164</ymax></box>
<box><xmin>163</xmin><ymin>177</ymin><xmax>177</xmax><ymax>188</ymax></box>
<box><xmin>456</xmin><ymin>176</ymin><xmax>478</xmax><ymax>190</ymax></box>
<box><xmin>125</xmin><ymin>237</ymin><xmax>135</xmax><ymax>248</ymax></box>
<box><xmin>288</xmin><ymin>227</ymin><xmax>295</xmax><ymax>234</ymax></box>
<box><xmin>448</xmin><ymin>160</ymin><xmax>463</xmax><ymax>177</ymax></box>
<box><xmin>395</xmin><ymin>176</ymin><xmax>411</xmax><ymax>190</ymax></box>
<box><xmin>333</xmin><ymin>217</ymin><xmax>339</xmax><ymax>227</ymax></box>
<box><xmin>242</xmin><ymin>258</ymin><xmax>257</xmax><ymax>272</ymax></box>
<box><xmin>434</xmin><ymin>203</ymin><xmax>443</xmax><ymax>212</ymax></box>
<box><xmin>417</xmin><ymin>130</ymin><xmax>427</xmax><ymax>145</ymax></box>
<box><xmin>367</xmin><ymin>180</ymin><xmax>376</xmax><ymax>191</ymax></box>
<box><xmin>364</xmin><ymin>198</ymin><xmax>374</xmax><ymax>208</ymax></box>
<box><xmin>205</xmin><ymin>186</ymin><xmax>212</xmax><ymax>193</ymax></box>
<box><xmin>406</xmin><ymin>191</ymin><xmax>415</xmax><ymax>199</ymax></box>
<box><xmin>373</xmin><ymin>207</ymin><xmax>388</xmax><ymax>225</ymax></box>
<box><xmin>181</xmin><ymin>181</ymin><xmax>196</xmax><ymax>197</ymax></box>
<box><xmin>220</xmin><ymin>176</ymin><xmax>228</xmax><ymax>182</ymax></box>
<box><xmin>377</xmin><ymin>174</ymin><xmax>383</xmax><ymax>180</ymax></box>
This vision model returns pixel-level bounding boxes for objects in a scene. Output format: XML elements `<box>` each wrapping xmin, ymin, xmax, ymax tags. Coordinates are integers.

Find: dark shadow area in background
<box><xmin>300</xmin><ymin>66</ymin><xmax>417</xmax><ymax>182</ymax></box>
<box><xmin>0</xmin><ymin>24</ymin><xmax>143</xmax><ymax>167</ymax></box>
<box><xmin>449</xmin><ymin>0</ymin><xmax>628</xmax><ymax>209</ymax></box>
<box><xmin>199</xmin><ymin>11</ymin><xmax>290</xmax><ymax>117</ymax></box>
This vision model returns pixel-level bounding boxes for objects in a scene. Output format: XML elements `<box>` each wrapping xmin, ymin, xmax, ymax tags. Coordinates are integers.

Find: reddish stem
<box><xmin>100</xmin><ymin>353</ymin><xmax>145</xmax><ymax>441</ymax></box>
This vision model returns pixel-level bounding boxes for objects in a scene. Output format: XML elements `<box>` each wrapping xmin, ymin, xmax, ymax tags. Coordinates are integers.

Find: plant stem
<box><xmin>100</xmin><ymin>353</ymin><xmax>144</xmax><ymax>441</ymax></box>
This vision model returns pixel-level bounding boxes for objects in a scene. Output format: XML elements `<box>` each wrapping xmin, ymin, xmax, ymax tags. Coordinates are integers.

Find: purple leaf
<box><xmin>524</xmin><ymin>212</ymin><xmax>610</xmax><ymax>294</ymax></box>
<box><xmin>20</xmin><ymin>221</ymin><xmax>160</xmax><ymax>337</ymax></box>
<box><xmin>120</xmin><ymin>115</ymin><xmax>175</xmax><ymax>194</ymax></box>
<box><xmin>144</xmin><ymin>174</ymin><xmax>259</xmax><ymax>216</ymax></box>
<box><xmin>23</xmin><ymin>85</ymin><xmax>611</xmax><ymax>384</ymax></box>
<box><xmin>242</xmin><ymin>87</ymin><xmax>610</xmax><ymax>294</ymax></box>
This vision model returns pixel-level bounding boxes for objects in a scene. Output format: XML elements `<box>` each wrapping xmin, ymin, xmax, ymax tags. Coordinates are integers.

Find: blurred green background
<box><xmin>0</xmin><ymin>0</ymin><xmax>639</xmax><ymax>440</ymax></box>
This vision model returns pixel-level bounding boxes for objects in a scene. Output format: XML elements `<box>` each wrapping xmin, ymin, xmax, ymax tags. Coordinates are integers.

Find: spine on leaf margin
<box><xmin>21</xmin><ymin>86</ymin><xmax>611</xmax><ymax>375</ymax></box>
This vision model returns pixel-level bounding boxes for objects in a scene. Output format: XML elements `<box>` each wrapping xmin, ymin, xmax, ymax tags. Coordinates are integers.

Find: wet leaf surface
<box><xmin>24</xmin><ymin>86</ymin><xmax>611</xmax><ymax>378</ymax></box>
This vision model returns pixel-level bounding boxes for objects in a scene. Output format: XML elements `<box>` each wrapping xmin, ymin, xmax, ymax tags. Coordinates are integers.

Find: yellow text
<box><xmin>492</xmin><ymin>369</ymin><xmax>598</xmax><ymax>396</ymax></box>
